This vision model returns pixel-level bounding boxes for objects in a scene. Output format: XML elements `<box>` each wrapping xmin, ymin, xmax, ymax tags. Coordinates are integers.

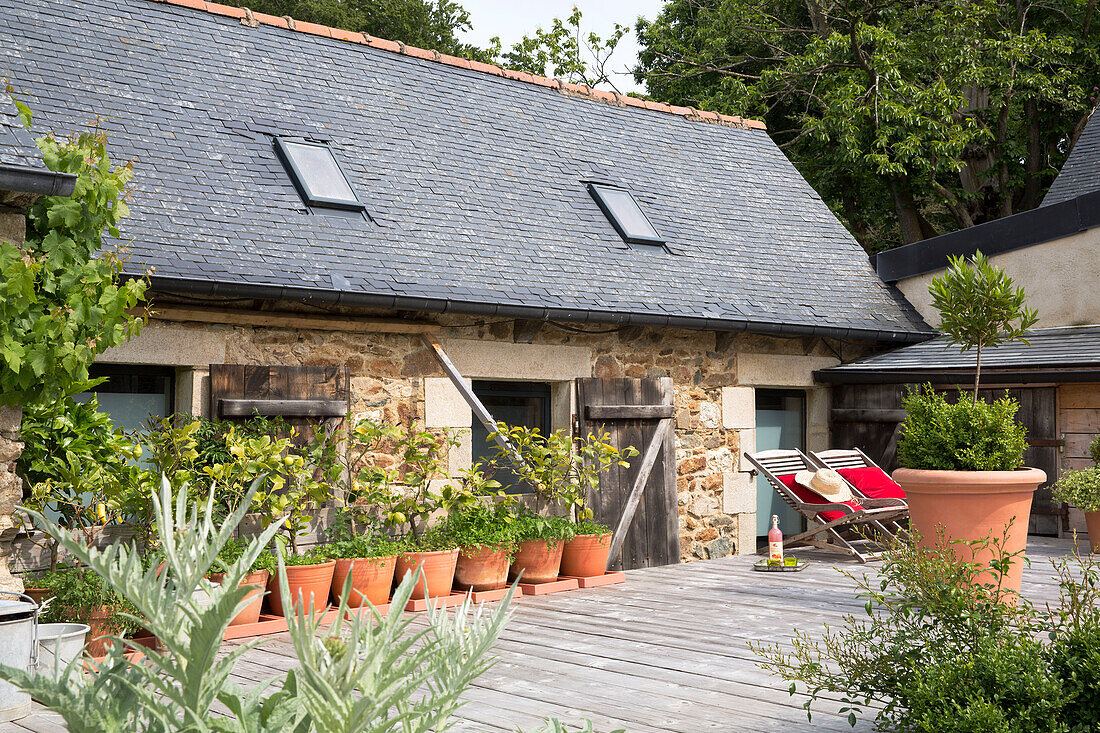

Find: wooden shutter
<box><xmin>209</xmin><ymin>364</ymin><xmax>350</xmax><ymax>443</ymax></box>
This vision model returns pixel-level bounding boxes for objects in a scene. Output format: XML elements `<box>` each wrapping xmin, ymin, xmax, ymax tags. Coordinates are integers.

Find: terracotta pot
<box><xmin>454</xmin><ymin>544</ymin><xmax>511</xmax><ymax>592</ymax></box>
<box><xmin>208</xmin><ymin>570</ymin><xmax>270</xmax><ymax>626</ymax></box>
<box><xmin>1086</xmin><ymin>511</ymin><xmax>1100</xmax><ymax>553</ymax></box>
<box><xmin>266</xmin><ymin>561</ymin><xmax>335</xmax><ymax>617</ymax></box>
<box><xmin>23</xmin><ymin>587</ymin><xmax>50</xmax><ymax>607</ymax></box>
<box><xmin>331</xmin><ymin>556</ymin><xmax>397</xmax><ymax>607</ymax></box>
<box><xmin>893</xmin><ymin>467</ymin><xmax>1045</xmax><ymax>596</ymax></box>
<box><xmin>81</xmin><ymin>606</ymin><xmax>127</xmax><ymax>657</ymax></box>
<box><xmin>395</xmin><ymin>549</ymin><xmax>459</xmax><ymax>600</ymax></box>
<box><xmin>560</xmin><ymin>533</ymin><xmax>613</xmax><ymax>578</ymax></box>
<box><xmin>509</xmin><ymin>538</ymin><xmax>564</xmax><ymax>584</ymax></box>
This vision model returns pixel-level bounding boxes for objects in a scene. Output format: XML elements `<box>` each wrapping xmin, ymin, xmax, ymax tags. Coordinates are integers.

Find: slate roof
<box><xmin>1044</xmin><ymin>108</ymin><xmax>1100</xmax><ymax>206</ymax></box>
<box><xmin>817</xmin><ymin>326</ymin><xmax>1100</xmax><ymax>382</ymax></box>
<box><xmin>0</xmin><ymin>102</ymin><xmax>45</xmax><ymax>170</ymax></box>
<box><xmin>0</xmin><ymin>0</ymin><xmax>930</xmax><ymax>341</ymax></box>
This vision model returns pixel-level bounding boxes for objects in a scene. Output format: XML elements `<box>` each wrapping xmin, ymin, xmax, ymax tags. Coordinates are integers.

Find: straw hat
<box><xmin>794</xmin><ymin>468</ymin><xmax>853</xmax><ymax>503</ymax></box>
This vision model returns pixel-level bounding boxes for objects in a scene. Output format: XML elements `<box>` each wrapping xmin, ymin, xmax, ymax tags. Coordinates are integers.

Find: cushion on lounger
<box><xmin>836</xmin><ymin>467</ymin><xmax>906</xmax><ymax>500</ymax></box>
<box><xmin>776</xmin><ymin>474</ymin><xmax>862</xmax><ymax>522</ymax></box>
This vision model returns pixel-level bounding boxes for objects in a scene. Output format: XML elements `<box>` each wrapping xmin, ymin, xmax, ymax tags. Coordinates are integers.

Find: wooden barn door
<box><xmin>576</xmin><ymin>377</ymin><xmax>679</xmax><ymax>570</ymax></box>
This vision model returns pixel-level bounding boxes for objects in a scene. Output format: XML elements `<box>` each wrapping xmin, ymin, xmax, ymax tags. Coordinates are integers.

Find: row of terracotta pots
<box><xmin>217</xmin><ymin>532</ymin><xmax>614</xmax><ymax>624</ymax></box>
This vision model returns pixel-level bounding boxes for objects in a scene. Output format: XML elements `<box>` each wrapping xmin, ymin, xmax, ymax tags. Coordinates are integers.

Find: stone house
<box><xmin>818</xmin><ymin>107</ymin><xmax>1100</xmax><ymax>540</ymax></box>
<box><xmin>1</xmin><ymin>0</ymin><xmax>930</xmax><ymax>568</ymax></box>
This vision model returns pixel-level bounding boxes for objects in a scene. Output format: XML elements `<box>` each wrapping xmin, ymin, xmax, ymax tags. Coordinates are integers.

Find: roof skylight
<box><xmin>275</xmin><ymin>138</ymin><xmax>364</xmax><ymax>211</ymax></box>
<box><xmin>587</xmin><ymin>183</ymin><xmax>664</xmax><ymax>246</ymax></box>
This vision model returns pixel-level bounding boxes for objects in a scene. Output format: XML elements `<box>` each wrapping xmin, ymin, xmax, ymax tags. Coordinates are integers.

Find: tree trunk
<box><xmin>1021</xmin><ymin>100</ymin><xmax>1043</xmax><ymax>210</ymax></box>
<box><xmin>888</xmin><ymin>177</ymin><xmax>938</xmax><ymax>244</ymax></box>
<box><xmin>973</xmin><ymin>344</ymin><xmax>982</xmax><ymax>405</ymax></box>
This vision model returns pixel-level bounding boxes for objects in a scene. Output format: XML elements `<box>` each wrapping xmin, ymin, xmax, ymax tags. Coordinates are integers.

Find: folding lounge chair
<box><xmin>745</xmin><ymin>449</ymin><xmax>909</xmax><ymax>563</ymax></box>
<box><xmin>810</xmin><ymin>448</ymin><xmax>909</xmax><ymax>541</ymax></box>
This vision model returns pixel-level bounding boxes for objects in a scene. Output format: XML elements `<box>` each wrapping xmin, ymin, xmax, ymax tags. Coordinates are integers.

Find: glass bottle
<box><xmin>768</xmin><ymin>514</ymin><xmax>784</xmax><ymax>566</ymax></box>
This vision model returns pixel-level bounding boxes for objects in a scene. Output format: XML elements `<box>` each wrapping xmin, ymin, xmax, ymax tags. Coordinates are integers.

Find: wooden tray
<box><xmin>753</xmin><ymin>558</ymin><xmax>808</xmax><ymax>572</ymax></box>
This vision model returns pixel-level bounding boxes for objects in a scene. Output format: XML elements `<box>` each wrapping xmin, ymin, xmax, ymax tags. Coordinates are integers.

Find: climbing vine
<box><xmin>0</xmin><ymin>98</ymin><xmax>146</xmax><ymax>405</ymax></box>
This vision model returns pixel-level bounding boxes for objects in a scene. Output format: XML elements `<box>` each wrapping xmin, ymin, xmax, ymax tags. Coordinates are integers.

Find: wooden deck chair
<box><xmin>810</xmin><ymin>448</ymin><xmax>909</xmax><ymax>541</ymax></box>
<box><xmin>745</xmin><ymin>449</ymin><xmax>909</xmax><ymax>563</ymax></box>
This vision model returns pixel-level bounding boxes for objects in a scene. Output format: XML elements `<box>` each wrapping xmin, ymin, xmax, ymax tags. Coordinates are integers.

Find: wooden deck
<box><xmin>3</xmin><ymin>537</ymin><xmax>1081</xmax><ymax>732</ymax></box>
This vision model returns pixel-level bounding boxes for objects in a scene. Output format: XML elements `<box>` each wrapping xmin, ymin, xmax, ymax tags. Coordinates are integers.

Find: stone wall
<box><xmin>96</xmin><ymin>307</ymin><xmax>849</xmax><ymax>562</ymax></box>
<box><xmin>1</xmin><ymin>199</ymin><xmax>30</xmax><ymax>592</ymax></box>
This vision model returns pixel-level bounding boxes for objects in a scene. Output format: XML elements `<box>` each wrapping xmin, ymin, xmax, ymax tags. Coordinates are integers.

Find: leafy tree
<box><xmin>219</xmin><ymin>0</ymin><xmax>496</xmax><ymax>61</ymax></box>
<box><xmin>0</xmin><ymin>100</ymin><xmax>147</xmax><ymax>405</ymax></box>
<box><xmin>635</xmin><ymin>0</ymin><xmax>1100</xmax><ymax>252</ymax></box>
<box><xmin>929</xmin><ymin>250</ymin><xmax>1038</xmax><ymax>401</ymax></box>
<box><xmin>497</xmin><ymin>7</ymin><xmax>631</xmax><ymax>92</ymax></box>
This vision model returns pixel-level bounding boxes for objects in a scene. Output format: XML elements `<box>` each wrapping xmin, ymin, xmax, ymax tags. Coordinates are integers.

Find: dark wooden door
<box><xmin>576</xmin><ymin>377</ymin><xmax>679</xmax><ymax>570</ymax></box>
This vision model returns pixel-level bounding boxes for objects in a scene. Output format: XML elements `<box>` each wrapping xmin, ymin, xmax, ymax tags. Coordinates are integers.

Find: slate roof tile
<box><xmin>1043</xmin><ymin>108</ymin><xmax>1100</xmax><ymax>206</ymax></box>
<box><xmin>0</xmin><ymin>0</ymin><xmax>929</xmax><ymax>339</ymax></box>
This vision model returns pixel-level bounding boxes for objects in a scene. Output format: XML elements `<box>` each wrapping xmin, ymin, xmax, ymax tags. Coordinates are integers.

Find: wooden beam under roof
<box><xmin>139</xmin><ymin>306</ymin><xmax>440</xmax><ymax>334</ymax></box>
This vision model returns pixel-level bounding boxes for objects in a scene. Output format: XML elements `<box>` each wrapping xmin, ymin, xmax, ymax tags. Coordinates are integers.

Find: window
<box><xmin>73</xmin><ymin>364</ymin><xmax>174</xmax><ymax>432</ymax></box>
<box><xmin>274</xmin><ymin>138</ymin><xmax>364</xmax><ymax>211</ymax></box>
<box><xmin>587</xmin><ymin>183</ymin><xmax>664</xmax><ymax>246</ymax></box>
<box><xmin>471</xmin><ymin>381</ymin><xmax>552</xmax><ymax>494</ymax></box>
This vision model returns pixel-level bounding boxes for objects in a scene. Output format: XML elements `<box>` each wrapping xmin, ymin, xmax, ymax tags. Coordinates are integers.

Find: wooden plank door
<box><xmin>576</xmin><ymin>377</ymin><xmax>679</xmax><ymax>570</ymax></box>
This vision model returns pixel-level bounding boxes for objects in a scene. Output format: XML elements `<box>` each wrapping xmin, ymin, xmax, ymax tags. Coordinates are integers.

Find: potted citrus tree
<box><xmin>318</xmin><ymin>513</ymin><xmax>401</xmax><ymax>608</ymax></box>
<box><xmin>489</xmin><ymin>425</ymin><xmax>635</xmax><ymax>579</ymax></box>
<box><xmin>1051</xmin><ymin>437</ymin><xmax>1100</xmax><ymax>553</ymax></box>
<box><xmin>893</xmin><ymin>251</ymin><xmax>1041</xmax><ymax>594</ymax></box>
<box><xmin>508</xmin><ymin>509</ymin><xmax>576</xmax><ymax>584</ymax></box>
<box><xmin>445</xmin><ymin>500</ymin><xmax>516</xmax><ymax>592</ymax></box>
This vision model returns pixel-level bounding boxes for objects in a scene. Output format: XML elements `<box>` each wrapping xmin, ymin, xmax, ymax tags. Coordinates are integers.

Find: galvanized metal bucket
<box><xmin>37</xmin><ymin>622</ymin><xmax>89</xmax><ymax>675</ymax></box>
<box><xmin>0</xmin><ymin>592</ymin><xmax>38</xmax><ymax>722</ymax></box>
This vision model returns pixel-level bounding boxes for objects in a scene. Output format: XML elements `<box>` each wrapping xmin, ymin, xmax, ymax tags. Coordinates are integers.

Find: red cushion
<box><xmin>776</xmin><ymin>474</ymin><xmax>862</xmax><ymax>522</ymax></box>
<box><xmin>837</xmin><ymin>466</ymin><xmax>906</xmax><ymax>500</ymax></box>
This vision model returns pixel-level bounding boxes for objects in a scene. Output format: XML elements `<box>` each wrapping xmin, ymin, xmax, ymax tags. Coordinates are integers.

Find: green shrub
<box><xmin>31</xmin><ymin>566</ymin><xmax>141</xmax><ymax>635</ymax></box>
<box><xmin>572</xmin><ymin>519</ymin><xmax>611</xmax><ymax>536</ymax></box>
<box><xmin>1090</xmin><ymin>435</ymin><xmax>1100</xmax><ymax>466</ymax></box>
<box><xmin>511</xmin><ymin>510</ymin><xmax>576</xmax><ymax>544</ymax></box>
<box><xmin>898</xmin><ymin>387</ymin><xmax>1028</xmax><ymax>471</ymax></box>
<box><xmin>1052</xmin><ymin>466</ymin><xmax>1100</xmax><ymax>513</ymax></box>
<box><xmin>319</xmin><ymin>535</ymin><xmax>403</xmax><ymax>560</ymax></box>
<box><xmin>436</xmin><ymin>502</ymin><xmax>517</xmax><ymax>551</ymax></box>
<box><xmin>752</xmin><ymin>529</ymin><xmax>1100</xmax><ymax>731</ymax></box>
<box><xmin>900</xmin><ymin>635</ymin><xmax>1066</xmax><ymax>733</ymax></box>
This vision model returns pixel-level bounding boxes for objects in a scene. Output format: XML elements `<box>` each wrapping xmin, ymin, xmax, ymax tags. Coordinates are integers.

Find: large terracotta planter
<box><xmin>454</xmin><ymin>544</ymin><xmax>511</xmax><ymax>592</ymax></box>
<box><xmin>560</xmin><ymin>533</ymin><xmax>613</xmax><ymax>577</ymax></box>
<box><xmin>208</xmin><ymin>570</ymin><xmax>270</xmax><ymax>626</ymax></box>
<box><xmin>331</xmin><ymin>556</ymin><xmax>396</xmax><ymax>607</ymax></box>
<box><xmin>395</xmin><ymin>549</ymin><xmax>459</xmax><ymax>600</ymax></box>
<box><xmin>509</xmin><ymin>539</ymin><xmax>564</xmax><ymax>584</ymax></box>
<box><xmin>267</xmin><ymin>561</ymin><xmax>335</xmax><ymax>617</ymax></box>
<box><xmin>81</xmin><ymin>606</ymin><xmax>127</xmax><ymax>657</ymax></box>
<box><xmin>1086</xmin><ymin>511</ymin><xmax>1100</xmax><ymax>553</ymax></box>
<box><xmin>893</xmin><ymin>467</ymin><xmax>1045</xmax><ymax>596</ymax></box>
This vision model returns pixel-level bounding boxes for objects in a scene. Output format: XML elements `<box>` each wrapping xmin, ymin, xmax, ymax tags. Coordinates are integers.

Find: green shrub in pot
<box><xmin>894</xmin><ymin>252</ymin><xmax>1042</xmax><ymax>595</ymax></box>
<box><xmin>442</xmin><ymin>502</ymin><xmax>518</xmax><ymax>593</ymax></box>
<box><xmin>508</xmin><ymin>510</ymin><xmax>576</xmax><ymax>584</ymax></box>
<box><xmin>897</xmin><ymin>387</ymin><xmax>1028</xmax><ymax>472</ymax></box>
<box><xmin>1052</xmin><ymin>467</ymin><xmax>1100</xmax><ymax>514</ymax></box>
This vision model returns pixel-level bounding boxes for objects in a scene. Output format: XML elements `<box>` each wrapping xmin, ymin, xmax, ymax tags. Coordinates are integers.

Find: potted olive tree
<box><xmin>893</xmin><ymin>251</ymin><xmax>1041</xmax><ymax>594</ymax></box>
<box><xmin>1051</xmin><ymin>435</ymin><xmax>1100</xmax><ymax>553</ymax></box>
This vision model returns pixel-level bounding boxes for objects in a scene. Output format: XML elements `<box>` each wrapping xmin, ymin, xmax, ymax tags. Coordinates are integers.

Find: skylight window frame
<box><xmin>586</xmin><ymin>182</ymin><xmax>665</xmax><ymax>247</ymax></box>
<box><xmin>274</xmin><ymin>137</ymin><xmax>365</xmax><ymax>212</ymax></box>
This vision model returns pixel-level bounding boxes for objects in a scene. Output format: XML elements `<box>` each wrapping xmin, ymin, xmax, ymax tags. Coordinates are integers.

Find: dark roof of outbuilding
<box><xmin>0</xmin><ymin>0</ymin><xmax>930</xmax><ymax>341</ymax></box>
<box><xmin>1044</xmin><ymin>108</ymin><xmax>1100</xmax><ymax>206</ymax></box>
<box><xmin>817</xmin><ymin>326</ymin><xmax>1100</xmax><ymax>383</ymax></box>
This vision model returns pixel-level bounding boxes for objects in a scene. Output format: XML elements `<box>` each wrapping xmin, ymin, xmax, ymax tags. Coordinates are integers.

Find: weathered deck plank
<box><xmin>1</xmin><ymin>538</ymin><xmax>1082</xmax><ymax>732</ymax></box>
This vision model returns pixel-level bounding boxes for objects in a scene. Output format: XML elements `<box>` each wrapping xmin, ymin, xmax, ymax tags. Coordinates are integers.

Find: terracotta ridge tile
<box><xmin>152</xmin><ymin>0</ymin><xmax>768</xmax><ymax>132</ymax></box>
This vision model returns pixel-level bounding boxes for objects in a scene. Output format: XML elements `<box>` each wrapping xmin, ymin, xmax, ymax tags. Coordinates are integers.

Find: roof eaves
<box><xmin>148</xmin><ymin>0</ymin><xmax>768</xmax><ymax>132</ymax></box>
<box><xmin>874</xmin><ymin>189</ymin><xmax>1100</xmax><ymax>282</ymax></box>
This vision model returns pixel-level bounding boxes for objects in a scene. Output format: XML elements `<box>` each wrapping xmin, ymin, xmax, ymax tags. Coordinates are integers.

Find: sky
<box><xmin>458</xmin><ymin>1</ymin><xmax>667</xmax><ymax>94</ymax></box>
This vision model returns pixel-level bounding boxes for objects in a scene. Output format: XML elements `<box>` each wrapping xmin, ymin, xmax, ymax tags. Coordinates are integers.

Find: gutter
<box><xmin>0</xmin><ymin>164</ymin><xmax>77</xmax><ymax>197</ymax></box>
<box><xmin>143</xmin><ymin>274</ymin><xmax>934</xmax><ymax>344</ymax></box>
